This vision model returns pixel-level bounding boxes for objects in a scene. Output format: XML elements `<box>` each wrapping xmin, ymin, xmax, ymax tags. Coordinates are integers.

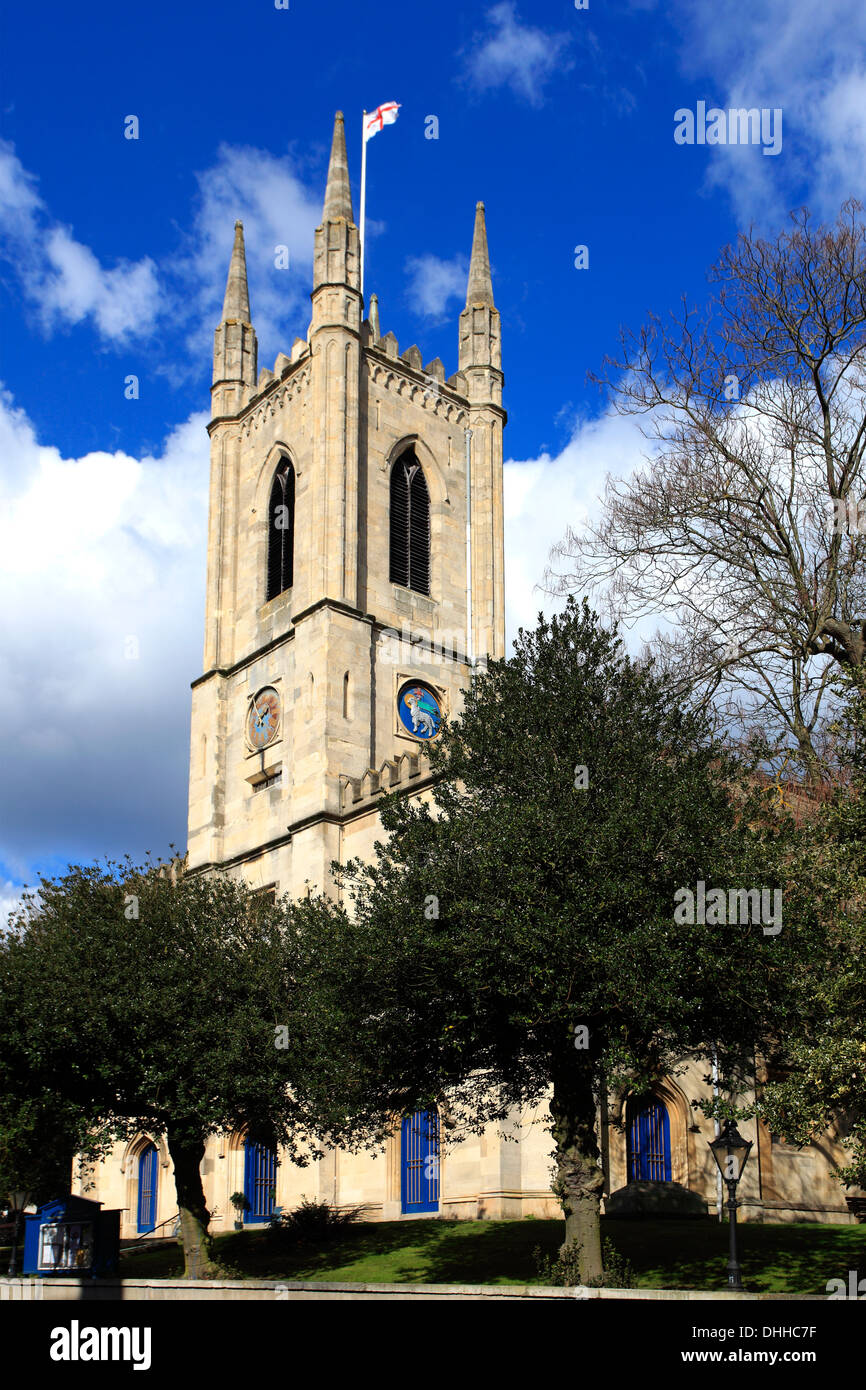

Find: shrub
<box><xmin>533</xmin><ymin>1237</ymin><xmax>636</xmax><ymax>1288</ymax></box>
<box><xmin>267</xmin><ymin>1196</ymin><xmax>366</xmax><ymax>1245</ymax></box>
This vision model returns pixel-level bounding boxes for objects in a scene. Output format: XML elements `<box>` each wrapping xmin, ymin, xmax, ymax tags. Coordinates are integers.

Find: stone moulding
<box><xmin>367</xmin><ymin>360</ymin><xmax>467</xmax><ymax>425</ymax></box>
<box><xmin>240</xmin><ymin>365</ymin><xmax>312</xmax><ymax>438</ymax></box>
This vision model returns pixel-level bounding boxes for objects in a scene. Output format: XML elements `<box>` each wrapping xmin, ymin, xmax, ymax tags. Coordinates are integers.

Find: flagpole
<box><xmin>360</xmin><ymin>110</ymin><xmax>367</xmax><ymax>299</ymax></box>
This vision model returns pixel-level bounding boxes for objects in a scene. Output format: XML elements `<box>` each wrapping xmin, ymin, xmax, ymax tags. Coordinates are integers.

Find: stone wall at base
<box><xmin>0</xmin><ymin>1278</ymin><xmax>831</xmax><ymax>1302</ymax></box>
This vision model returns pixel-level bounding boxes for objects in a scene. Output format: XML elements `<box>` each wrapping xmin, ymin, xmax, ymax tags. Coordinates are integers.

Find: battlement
<box><xmin>340</xmin><ymin>751</ymin><xmax>431</xmax><ymax>812</ymax></box>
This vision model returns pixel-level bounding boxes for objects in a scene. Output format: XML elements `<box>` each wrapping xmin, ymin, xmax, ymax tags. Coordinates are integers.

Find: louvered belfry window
<box><xmin>390</xmin><ymin>451</ymin><xmax>430</xmax><ymax>595</ymax></box>
<box><xmin>266</xmin><ymin>460</ymin><xmax>294</xmax><ymax>600</ymax></box>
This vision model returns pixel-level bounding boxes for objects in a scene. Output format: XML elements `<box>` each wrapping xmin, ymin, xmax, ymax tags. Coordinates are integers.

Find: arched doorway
<box><xmin>400</xmin><ymin>1109</ymin><xmax>440</xmax><ymax>1214</ymax></box>
<box><xmin>243</xmin><ymin>1139</ymin><xmax>277</xmax><ymax>1223</ymax></box>
<box><xmin>137</xmin><ymin>1143</ymin><xmax>158</xmax><ymax>1233</ymax></box>
<box><xmin>626</xmin><ymin>1096</ymin><xmax>672</xmax><ymax>1182</ymax></box>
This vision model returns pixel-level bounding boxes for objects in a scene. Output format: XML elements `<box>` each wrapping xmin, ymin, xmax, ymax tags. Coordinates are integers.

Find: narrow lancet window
<box><xmin>266</xmin><ymin>460</ymin><xmax>295</xmax><ymax>600</ymax></box>
<box><xmin>389</xmin><ymin>450</ymin><xmax>430</xmax><ymax>595</ymax></box>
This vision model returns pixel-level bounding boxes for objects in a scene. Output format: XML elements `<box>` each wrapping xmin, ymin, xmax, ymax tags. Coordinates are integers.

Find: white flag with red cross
<box><xmin>363</xmin><ymin>102</ymin><xmax>400</xmax><ymax>142</ymax></box>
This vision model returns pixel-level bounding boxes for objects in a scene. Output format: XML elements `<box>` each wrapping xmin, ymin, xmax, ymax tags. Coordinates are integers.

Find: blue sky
<box><xmin>1</xmin><ymin>0</ymin><xmax>865</xmax><ymax>908</ymax></box>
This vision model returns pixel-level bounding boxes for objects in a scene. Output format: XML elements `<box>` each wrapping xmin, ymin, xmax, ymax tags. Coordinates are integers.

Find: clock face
<box><xmin>248</xmin><ymin>687</ymin><xmax>280</xmax><ymax>749</ymax></box>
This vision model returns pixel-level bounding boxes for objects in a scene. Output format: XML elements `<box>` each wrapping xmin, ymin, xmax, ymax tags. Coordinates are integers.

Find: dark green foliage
<box><xmin>289</xmin><ymin>598</ymin><xmax>793</xmax><ymax>1280</ymax></box>
<box><xmin>0</xmin><ymin>858</ymin><xmax>343</xmax><ymax>1275</ymax></box>
<box><xmin>533</xmin><ymin>1236</ymin><xmax>636</xmax><ymax>1288</ymax></box>
<box><xmin>267</xmin><ymin>1196</ymin><xmax>365</xmax><ymax>1245</ymax></box>
<box><xmin>0</xmin><ymin>1095</ymin><xmax>84</xmax><ymax>1208</ymax></box>
<box><xmin>760</xmin><ymin>670</ymin><xmax>866</xmax><ymax>1188</ymax></box>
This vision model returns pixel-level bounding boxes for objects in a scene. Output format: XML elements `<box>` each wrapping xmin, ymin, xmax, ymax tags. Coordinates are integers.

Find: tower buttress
<box><xmin>459</xmin><ymin>203</ymin><xmax>506</xmax><ymax>660</ymax></box>
<box><xmin>212</xmin><ymin>221</ymin><xmax>258</xmax><ymax>418</ymax></box>
<box><xmin>202</xmin><ymin>221</ymin><xmax>257</xmax><ymax>676</ymax></box>
<box><xmin>306</xmin><ymin>112</ymin><xmax>362</xmax><ymax>610</ymax></box>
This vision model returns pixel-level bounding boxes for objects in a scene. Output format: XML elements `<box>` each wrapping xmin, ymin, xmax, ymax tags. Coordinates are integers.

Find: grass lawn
<box><xmin>115</xmin><ymin>1217</ymin><xmax>866</xmax><ymax>1294</ymax></box>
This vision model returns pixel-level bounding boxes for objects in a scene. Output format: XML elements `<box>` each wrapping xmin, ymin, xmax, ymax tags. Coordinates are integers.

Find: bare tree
<box><xmin>547</xmin><ymin>201</ymin><xmax>866</xmax><ymax>778</ymax></box>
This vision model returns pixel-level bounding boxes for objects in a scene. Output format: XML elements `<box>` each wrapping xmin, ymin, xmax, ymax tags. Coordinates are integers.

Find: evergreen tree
<box><xmin>0</xmin><ymin>860</ymin><xmax>333</xmax><ymax>1277</ymax></box>
<box><xmin>760</xmin><ymin>671</ymin><xmax>866</xmax><ymax>1189</ymax></box>
<box><xmin>292</xmin><ymin>599</ymin><xmax>794</xmax><ymax>1282</ymax></box>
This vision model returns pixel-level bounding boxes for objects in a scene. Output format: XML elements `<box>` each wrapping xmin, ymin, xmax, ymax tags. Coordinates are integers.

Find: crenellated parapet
<box><xmin>366</xmin><ymin>359</ymin><xmax>468</xmax><ymax>423</ymax></box>
<box><xmin>340</xmin><ymin>750</ymin><xmax>431</xmax><ymax>812</ymax></box>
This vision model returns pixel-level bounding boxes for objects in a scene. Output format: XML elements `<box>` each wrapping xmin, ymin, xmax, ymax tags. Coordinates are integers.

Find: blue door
<box><xmin>627</xmin><ymin>1099</ymin><xmax>672</xmax><ymax>1182</ymax></box>
<box><xmin>401</xmin><ymin>1110</ymin><xmax>440</xmax><ymax>1214</ymax></box>
<box><xmin>137</xmin><ymin>1144</ymin><xmax>158</xmax><ymax>1233</ymax></box>
<box><xmin>243</xmin><ymin>1140</ymin><xmax>277</xmax><ymax>1222</ymax></box>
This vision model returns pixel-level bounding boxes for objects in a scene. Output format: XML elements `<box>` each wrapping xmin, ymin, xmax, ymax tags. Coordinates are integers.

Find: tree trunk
<box><xmin>166</xmin><ymin>1132</ymin><xmax>222</xmax><ymax>1279</ymax></box>
<box><xmin>549</xmin><ymin>1060</ymin><xmax>605</xmax><ymax>1285</ymax></box>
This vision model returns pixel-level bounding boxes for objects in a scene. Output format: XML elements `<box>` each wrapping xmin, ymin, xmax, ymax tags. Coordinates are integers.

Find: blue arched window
<box><xmin>627</xmin><ymin>1097</ymin><xmax>672</xmax><ymax>1182</ymax></box>
<box><xmin>243</xmin><ymin>1139</ymin><xmax>277</xmax><ymax>1223</ymax></box>
<box><xmin>137</xmin><ymin>1143</ymin><xmax>158</xmax><ymax>1234</ymax></box>
<box><xmin>401</xmin><ymin>1109</ymin><xmax>439</xmax><ymax>1214</ymax></box>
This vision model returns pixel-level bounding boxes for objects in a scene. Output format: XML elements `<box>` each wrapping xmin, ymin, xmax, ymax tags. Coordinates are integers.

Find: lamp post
<box><xmin>7</xmin><ymin>1190</ymin><xmax>30</xmax><ymax>1277</ymax></box>
<box><xmin>709</xmin><ymin>1120</ymin><xmax>753</xmax><ymax>1291</ymax></box>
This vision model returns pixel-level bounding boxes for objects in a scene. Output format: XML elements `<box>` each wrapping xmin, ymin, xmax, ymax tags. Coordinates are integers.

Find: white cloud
<box><xmin>667</xmin><ymin>0</ymin><xmax>866</xmax><ymax>221</ymax></box>
<box><xmin>461</xmin><ymin>2</ymin><xmax>573</xmax><ymax>106</ymax></box>
<box><xmin>404</xmin><ymin>253</ymin><xmax>468</xmax><ymax>319</ymax></box>
<box><xmin>41</xmin><ymin>228</ymin><xmax>160</xmax><ymax>340</ymax></box>
<box><xmin>0</xmin><ymin>141</ymin><xmax>161</xmax><ymax>342</ymax></box>
<box><xmin>0</xmin><ymin>387</ymin><xmax>210</xmax><ymax>882</ymax></box>
<box><xmin>503</xmin><ymin>409</ymin><xmax>655</xmax><ymax>649</ymax></box>
<box><xmin>0</xmin><ymin>138</ymin><xmax>325</xmax><ymax>363</ymax></box>
<box><xmin>175</xmin><ymin>142</ymin><xmax>323</xmax><ymax>372</ymax></box>
<box><xmin>0</xmin><ymin>142</ymin><xmax>40</xmax><ymax>232</ymax></box>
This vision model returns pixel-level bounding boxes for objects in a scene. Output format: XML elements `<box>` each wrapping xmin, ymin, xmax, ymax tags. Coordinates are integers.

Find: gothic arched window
<box><xmin>266</xmin><ymin>459</ymin><xmax>295</xmax><ymax>600</ymax></box>
<box><xmin>136</xmin><ymin>1142</ymin><xmax>158</xmax><ymax>1234</ymax></box>
<box><xmin>390</xmin><ymin>450</ymin><xmax>430</xmax><ymax>595</ymax></box>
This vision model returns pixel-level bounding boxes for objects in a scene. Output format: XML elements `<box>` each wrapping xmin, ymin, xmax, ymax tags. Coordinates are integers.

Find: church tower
<box><xmin>187</xmin><ymin>112</ymin><xmax>505</xmax><ymax>900</ymax></box>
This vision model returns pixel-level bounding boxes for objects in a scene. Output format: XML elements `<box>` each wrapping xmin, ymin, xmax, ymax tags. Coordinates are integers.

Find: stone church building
<box><xmin>76</xmin><ymin>114</ymin><xmax>855</xmax><ymax>1239</ymax></box>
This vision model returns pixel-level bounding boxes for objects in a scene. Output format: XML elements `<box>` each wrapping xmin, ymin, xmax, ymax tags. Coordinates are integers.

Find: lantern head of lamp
<box><xmin>709</xmin><ymin>1119</ymin><xmax>753</xmax><ymax>1188</ymax></box>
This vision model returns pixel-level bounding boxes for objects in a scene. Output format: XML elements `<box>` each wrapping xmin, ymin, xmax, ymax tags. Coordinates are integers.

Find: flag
<box><xmin>364</xmin><ymin>102</ymin><xmax>400</xmax><ymax>142</ymax></box>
